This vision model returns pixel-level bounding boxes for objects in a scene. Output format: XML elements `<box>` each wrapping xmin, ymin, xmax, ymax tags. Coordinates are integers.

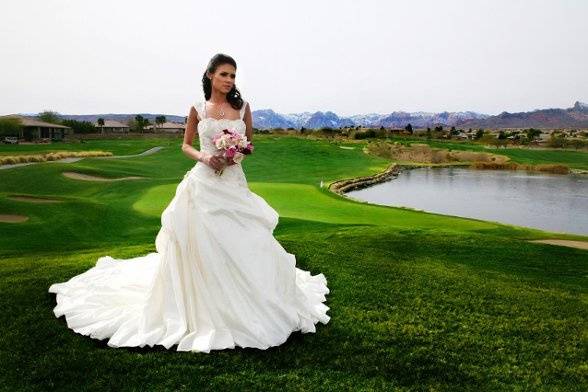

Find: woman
<box><xmin>48</xmin><ymin>53</ymin><xmax>331</xmax><ymax>353</ymax></box>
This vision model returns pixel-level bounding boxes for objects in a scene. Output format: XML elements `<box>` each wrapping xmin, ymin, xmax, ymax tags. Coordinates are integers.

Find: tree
<box><xmin>61</xmin><ymin>119</ymin><xmax>95</xmax><ymax>134</ymax></box>
<box><xmin>498</xmin><ymin>130</ymin><xmax>507</xmax><ymax>140</ymax></box>
<box><xmin>134</xmin><ymin>115</ymin><xmax>150</xmax><ymax>133</ymax></box>
<box><xmin>525</xmin><ymin>128</ymin><xmax>542</xmax><ymax>141</ymax></box>
<box><xmin>38</xmin><ymin>110</ymin><xmax>61</xmax><ymax>124</ymax></box>
<box><xmin>426</xmin><ymin>127</ymin><xmax>432</xmax><ymax>140</ymax></box>
<box><xmin>404</xmin><ymin>123</ymin><xmax>413</xmax><ymax>134</ymax></box>
<box><xmin>475</xmin><ymin>129</ymin><xmax>484</xmax><ymax>140</ymax></box>
<box><xmin>97</xmin><ymin>118</ymin><xmax>105</xmax><ymax>134</ymax></box>
<box><xmin>0</xmin><ymin>117</ymin><xmax>23</xmax><ymax>136</ymax></box>
<box><xmin>155</xmin><ymin>115</ymin><xmax>166</xmax><ymax>131</ymax></box>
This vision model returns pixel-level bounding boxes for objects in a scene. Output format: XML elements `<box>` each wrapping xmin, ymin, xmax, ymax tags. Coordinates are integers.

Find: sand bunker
<box><xmin>7</xmin><ymin>195</ymin><xmax>63</xmax><ymax>203</ymax></box>
<box><xmin>528</xmin><ymin>239</ymin><xmax>588</xmax><ymax>251</ymax></box>
<box><xmin>62</xmin><ymin>171</ymin><xmax>145</xmax><ymax>182</ymax></box>
<box><xmin>0</xmin><ymin>214</ymin><xmax>29</xmax><ymax>223</ymax></box>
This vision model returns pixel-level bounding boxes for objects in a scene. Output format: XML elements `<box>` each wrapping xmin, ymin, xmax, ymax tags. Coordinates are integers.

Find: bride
<box><xmin>48</xmin><ymin>53</ymin><xmax>331</xmax><ymax>353</ymax></box>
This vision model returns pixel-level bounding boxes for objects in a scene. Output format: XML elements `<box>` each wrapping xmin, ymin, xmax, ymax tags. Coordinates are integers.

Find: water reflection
<box><xmin>346</xmin><ymin>167</ymin><xmax>588</xmax><ymax>235</ymax></box>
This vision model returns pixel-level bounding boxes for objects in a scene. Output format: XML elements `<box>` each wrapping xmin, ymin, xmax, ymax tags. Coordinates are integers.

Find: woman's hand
<box><xmin>201</xmin><ymin>152</ymin><xmax>227</xmax><ymax>172</ymax></box>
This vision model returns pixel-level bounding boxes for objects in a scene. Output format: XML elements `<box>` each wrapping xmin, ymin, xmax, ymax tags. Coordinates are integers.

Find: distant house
<box><xmin>0</xmin><ymin>115</ymin><xmax>72</xmax><ymax>141</ymax></box>
<box><xmin>144</xmin><ymin>122</ymin><xmax>186</xmax><ymax>134</ymax></box>
<box><xmin>94</xmin><ymin>120</ymin><xmax>129</xmax><ymax>133</ymax></box>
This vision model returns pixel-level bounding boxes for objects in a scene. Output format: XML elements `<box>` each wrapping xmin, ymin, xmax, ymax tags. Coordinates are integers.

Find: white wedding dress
<box><xmin>48</xmin><ymin>100</ymin><xmax>331</xmax><ymax>353</ymax></box>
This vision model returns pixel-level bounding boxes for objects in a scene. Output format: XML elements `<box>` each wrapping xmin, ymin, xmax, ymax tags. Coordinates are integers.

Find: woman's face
<box><xmin>208</xmin><ymin>63</ymin><xmax>236</xmax><ymax>94</ymax></box>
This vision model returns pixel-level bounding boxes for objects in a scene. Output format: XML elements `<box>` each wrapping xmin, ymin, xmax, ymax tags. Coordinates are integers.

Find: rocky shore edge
<box><xmin>328</xmin><ymin>163</ymin><xmax>419</xmax><ymax>194</ymax></box>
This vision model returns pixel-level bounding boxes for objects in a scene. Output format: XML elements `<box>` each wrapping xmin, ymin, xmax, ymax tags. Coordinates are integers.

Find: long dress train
<box><xmin>48</xmin><ymin>100</ymin><xmax>331</xmax><ymax>353</ymax></box>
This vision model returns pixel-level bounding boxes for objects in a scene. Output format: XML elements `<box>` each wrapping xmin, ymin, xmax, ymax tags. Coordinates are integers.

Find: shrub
<box><xmin>353</xmin><ymin>129</ymin><xmax>377</xmax><ymax>139</ymax></box>
<box><xmin>533</xmin><ymin>164</ymin><xmax>569</xmax><ymax>174</ymax></box>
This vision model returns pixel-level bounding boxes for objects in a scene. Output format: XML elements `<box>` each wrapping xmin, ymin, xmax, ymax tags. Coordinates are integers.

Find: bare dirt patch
<box><xmin>62</xmin><ymin>171</ymin><xmax>145</xmax><ymax>182</ymax></box>
<box><xmin>365</xmin><ymin>141</ymin><xmax>572</xmax><ymax>174</ymax></box>
<box><xmin>7</xmin><ymin>195</ymin><xmax>63</xmax><ymax>203</ymax></box>
<box><xmin>528</xmin><ymin>239</ymin><xmax>588</xmax><ymax>251</ymax></box>
<box><xmin>0</xmin><ymin>214</ymin><xmax>29</xmax><ymax>223</ymax></box>
<box><xmin>365</xmin><ymin>141</ymin><xmax>510</xmax><ymax>164</ymax></box>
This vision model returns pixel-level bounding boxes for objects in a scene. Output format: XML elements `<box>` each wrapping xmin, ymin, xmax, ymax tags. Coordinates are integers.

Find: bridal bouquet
<box><xmin>212</xmin><ymin>128</ymin><xmax>254</xmax><ymax>176</ymax></box>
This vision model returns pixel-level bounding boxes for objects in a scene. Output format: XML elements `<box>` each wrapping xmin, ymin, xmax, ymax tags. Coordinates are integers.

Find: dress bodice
<box><xmin>186</xmin><ymin>100</ymin><xmax>249</xmax><ymax>185</ymax></box>
<box><xmin>194</xmin><ymin>100</ymin><xmax>248</xmax><ymax>155</ymax></box>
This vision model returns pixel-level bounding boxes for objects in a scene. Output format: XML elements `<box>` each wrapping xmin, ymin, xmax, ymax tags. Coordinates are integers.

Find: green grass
<box><xmin>491</xmin><ymin>148</ymin><xmax>588</xmax><ymax>170</ymax></box>
<box><xmin>0</xmin><ymin>135</ymin><xmax>587</xmax><ymax>391</ymax></box>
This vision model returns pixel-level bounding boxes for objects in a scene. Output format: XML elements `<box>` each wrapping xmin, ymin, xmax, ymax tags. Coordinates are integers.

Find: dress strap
<box><xmin>194</xmin><ymin>101</ymin><xmax>205</xmax><ymax>121</ymax></box>
<box><xmin>239</xmin><ymin>100</ymin><xmax>247</xmax><ymax>120</ymax></box>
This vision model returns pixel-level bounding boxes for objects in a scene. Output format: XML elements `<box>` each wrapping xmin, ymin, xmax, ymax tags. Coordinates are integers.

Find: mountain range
<box><xmin>253</xmin><ymin>101</ymin><xmax>588</xmax><ymax>129</ymax></box>
<box><xmin>24</xmin><ymin>101</ymin><xmax>588</xmax><ymax>130</ymax></box>
<box><xmin>457</xmin><ymin>101</ymin><xmax>588</xmax><ymax>129</ymax></box>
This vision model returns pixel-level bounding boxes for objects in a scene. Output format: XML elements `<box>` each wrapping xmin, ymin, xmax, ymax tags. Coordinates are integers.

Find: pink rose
<box><xmin>225</xmin><ymin>146</ymin><xmax>237</xmax><ymax>159</ymax></box>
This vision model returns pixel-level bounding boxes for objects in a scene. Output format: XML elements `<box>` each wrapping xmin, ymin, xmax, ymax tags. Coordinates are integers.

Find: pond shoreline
<box><xmin>328</xmin><ymin>162</ymin><xmax>474</xmax><ymax>195</ymax></box>
<box><xmin>327</xmin><ymin>161</ymin><xmax>588</xmax><ymax>244</ymax></box>
<box><xmin>328</xmin><ymin>160</ymin><xmax>588</xmax><ymax>196</ymax></box>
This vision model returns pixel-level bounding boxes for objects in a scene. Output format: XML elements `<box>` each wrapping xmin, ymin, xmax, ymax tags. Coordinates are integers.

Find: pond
<box><xmin>346</xmin><ymin>167</ymin><xmax>588</xmax><ymax>235</ymax></box>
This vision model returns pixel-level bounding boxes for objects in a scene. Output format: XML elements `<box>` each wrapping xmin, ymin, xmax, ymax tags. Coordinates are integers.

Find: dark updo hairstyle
<box><xmin>202</xmin><ymin>53</ymin><xmax>244</xmax><ymax>111</ymax></box>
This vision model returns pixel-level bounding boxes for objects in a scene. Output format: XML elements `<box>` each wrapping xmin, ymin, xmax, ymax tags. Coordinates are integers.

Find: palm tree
<box><xmin>97</xmin><ymin>118</ymin><xmax>105</xmax><ymax>134</ymax></box>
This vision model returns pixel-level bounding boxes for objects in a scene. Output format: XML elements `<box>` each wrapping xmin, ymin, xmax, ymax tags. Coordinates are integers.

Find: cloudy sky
<box><xmin>2</xmin><ymin>0</ymin><xmax>587</xmax><ymax>117</ymax></box>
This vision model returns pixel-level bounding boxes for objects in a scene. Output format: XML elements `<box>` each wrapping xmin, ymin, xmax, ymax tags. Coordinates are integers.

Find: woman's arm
<box><xmin>244</xmin><ymin>102</ymin><xmax>253</xmax><ymax>142</ymax></box>
<box><xmin>181</xmin><ymin>106</ymin><xmax>204</xmax><ymax>161</ymax></box>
